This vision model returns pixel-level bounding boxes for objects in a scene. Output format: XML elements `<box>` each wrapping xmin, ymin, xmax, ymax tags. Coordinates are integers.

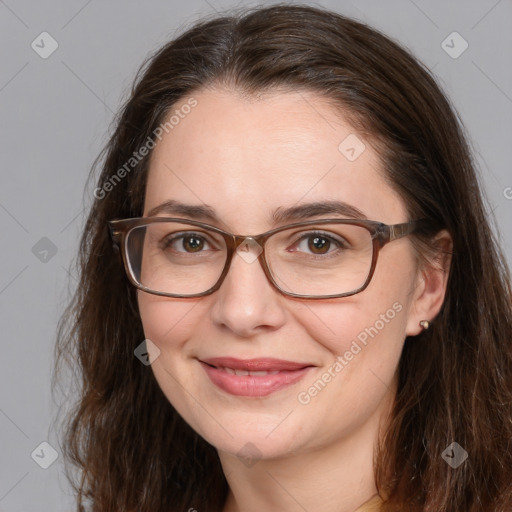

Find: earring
<box><xmin>419</xmin><ymin>320</ymin><xmax>430</xmax><ymax>330</ymax></box>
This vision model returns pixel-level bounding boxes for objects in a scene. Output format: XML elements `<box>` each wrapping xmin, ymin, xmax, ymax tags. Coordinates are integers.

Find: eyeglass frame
<box><xmin>108</xmin><ymin>216</ymin><xmax>429</xmax><ymax>300</ymax></box>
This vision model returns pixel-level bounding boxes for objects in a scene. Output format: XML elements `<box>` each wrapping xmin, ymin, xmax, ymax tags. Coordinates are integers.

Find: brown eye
<box><xmin>308</xmin><ymin>235</ymin><xmax>330</xmax><ymax>254</ymax></box>
<box><xmin>182</xmin><ymin>235</ymin><xmax>204</xmax><ymax>253</ymax></box>
<box><xmin>290</xmin><ymin>231</ymin><xmax>345</xmax><ymax>257</ymax></box>
<box><xmin>161</xmin><ymin>232</ymin><xmax>212</xmax><ymax>253</ymax></box>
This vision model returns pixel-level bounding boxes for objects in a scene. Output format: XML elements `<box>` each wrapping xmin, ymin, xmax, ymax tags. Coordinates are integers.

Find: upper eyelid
<box><xmin>158</xmin><ymin>230</ymin><xmax>223</xmax><ymax>247</ymax></box>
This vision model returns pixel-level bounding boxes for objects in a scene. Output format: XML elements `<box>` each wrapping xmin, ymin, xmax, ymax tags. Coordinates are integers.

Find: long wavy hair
<box><xmin>53</xmin><ymin>4</ymin><xmax>512</xmax><ymax>511</ymax></box>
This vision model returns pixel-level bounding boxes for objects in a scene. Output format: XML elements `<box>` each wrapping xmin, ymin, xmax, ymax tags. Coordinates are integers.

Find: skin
<box><xmin>137</xmin><ymin>87</ymin><xmax>451</xmax><ymax>512</ymax></box>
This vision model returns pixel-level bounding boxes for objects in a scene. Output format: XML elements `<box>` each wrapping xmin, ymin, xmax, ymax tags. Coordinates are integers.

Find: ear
<box><xmin>405</xmin><ymin>230</ymin><xmax>453</xmax><ymax>336</ymax></box>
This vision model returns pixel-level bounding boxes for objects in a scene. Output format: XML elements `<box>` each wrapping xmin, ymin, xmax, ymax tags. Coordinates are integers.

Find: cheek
<box><xmin>137</xmin><ymin>292</ymin><xmax>200</xmax><ymax>347</ymax></box>
<box><xmin>291</xmin><ymin>298</ymin><xmax>407</xmax><ymax>442</ymax></box>
<box><xmin>137</xmin><ymin>294</ymin><xmax>208</xmax><ymax>424</ymax></box>
<box><xmin>296</xmin><ymin>260</ymin><xmax>414</xmax><ymax>362</ymax></box>
<box><xmin>297</xmin><ymin>294</ymin><xmax>407</xmax><ymax>385</ymax></box>
<box><xmin>137</xmin><ymin>293</ymin><xmax>204</xmax><ymax>398</ymax></box>
<box><xmin>292</xmin><ymin>251</ymin><xmax>416</xmax><ymax>413</ymax></box>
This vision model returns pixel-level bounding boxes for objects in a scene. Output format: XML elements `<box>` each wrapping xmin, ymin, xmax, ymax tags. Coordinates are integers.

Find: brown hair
<box><xmin>53</xmin><ymin>4</ymin><xmax>512</xmax><ymax>511</ymax></box>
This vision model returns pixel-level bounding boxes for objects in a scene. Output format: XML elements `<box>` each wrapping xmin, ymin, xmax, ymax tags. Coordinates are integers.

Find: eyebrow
<box><xmin>146</xmin><ymin>199</ymin><xmax>367</xmax><ymax>226</ymax></box>
<box><xmin>271</xmin><ymin>201</ymin><xmax>367</xmax><ymax>223</ymax></box>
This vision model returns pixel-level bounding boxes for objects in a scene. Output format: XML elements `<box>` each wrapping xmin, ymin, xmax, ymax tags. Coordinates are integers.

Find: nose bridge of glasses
<box><xmin>216</xmin><ymin>234</ymin><xmax>269</xmax><ymax>292</ymax></box>
<box><xmin>232</xmin><ymin>235</ymin><xmax>264</xmax><ymax>264</ymax></box>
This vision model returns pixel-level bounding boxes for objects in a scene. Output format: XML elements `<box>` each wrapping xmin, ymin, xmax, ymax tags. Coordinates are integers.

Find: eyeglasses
<box><xmin>108</xmin><ymin>217</ymin><xmax>428</xmax><ymax>300</ymax></box>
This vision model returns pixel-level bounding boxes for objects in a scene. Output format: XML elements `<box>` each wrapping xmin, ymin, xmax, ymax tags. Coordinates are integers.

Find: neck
<box><xmin>219</xmin><ymin>387</ymin><xmax>393</xmax><ymax>512</ymax></box>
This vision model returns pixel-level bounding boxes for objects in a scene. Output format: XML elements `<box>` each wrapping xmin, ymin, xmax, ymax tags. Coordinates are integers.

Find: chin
<box><xmin>212</xmin><ymin>433</ymin><xmax>301</xmax><ymax>463</ymax></box>
<box><xmin>185</xmin><ymin>409</ymin><xmax>312</xmax><ymax>462</ymax></box>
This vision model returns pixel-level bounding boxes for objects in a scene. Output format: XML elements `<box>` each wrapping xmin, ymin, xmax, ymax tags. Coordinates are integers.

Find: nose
<box><xmin>210</xmin><ymin>241</ymin><xmax>287</xmax><ymax>338</ymax></box>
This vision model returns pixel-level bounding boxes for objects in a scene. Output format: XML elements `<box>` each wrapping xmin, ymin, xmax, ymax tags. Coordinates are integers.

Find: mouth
<box><xmin>198</xmin><ymin>357</ymin><xmax>315</xmax><ymax>397</ymax></box>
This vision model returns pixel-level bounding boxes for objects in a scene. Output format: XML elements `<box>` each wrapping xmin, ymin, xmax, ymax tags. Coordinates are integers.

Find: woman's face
<box><xmin>138</xmin><ymin>87</ymin><xmax>426</xmax><ymax>461</ymax></box>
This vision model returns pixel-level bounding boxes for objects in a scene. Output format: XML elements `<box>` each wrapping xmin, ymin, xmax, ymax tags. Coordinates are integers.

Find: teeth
<box><xmin>220</xmin><ymin>367</ymin><xmax>280</xmax><ymax>376</ymax></box>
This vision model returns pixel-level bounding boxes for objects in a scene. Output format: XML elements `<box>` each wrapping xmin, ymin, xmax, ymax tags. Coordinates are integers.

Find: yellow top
<box><xmin>354</xmin><ymin>493</ymin><xmax>384</xmax><ymax>511</ymax></box>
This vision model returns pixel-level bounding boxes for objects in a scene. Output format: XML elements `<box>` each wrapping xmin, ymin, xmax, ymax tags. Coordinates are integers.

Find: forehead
<box><xmin>144</xmin><ymin>87</ymin><xmax>407</xmax><ymax>230</ymax></box>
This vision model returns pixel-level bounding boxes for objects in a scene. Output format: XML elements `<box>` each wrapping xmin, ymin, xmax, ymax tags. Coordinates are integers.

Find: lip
<box><xmin>199</xmin><ymin>357</ymin><xmax>315</xmax><ymax>397</ymax></box>
<box><xmin>202</xmin><ymin>357</ymin><xmax>312</xmax><ymax>371</ymax></box>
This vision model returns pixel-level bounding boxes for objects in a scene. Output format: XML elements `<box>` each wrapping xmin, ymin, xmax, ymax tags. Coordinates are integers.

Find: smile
<box><xmin>216</xmin><ymin>367</ymin><xmax>280</xmax><ymax>376</ymax></box>
<box><xmin>199</xmin><ymin>357</ymin><xmax>315</xmax><ymax>397</ymax></box>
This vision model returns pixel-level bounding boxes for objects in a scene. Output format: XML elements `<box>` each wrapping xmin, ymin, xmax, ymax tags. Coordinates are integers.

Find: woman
<box><xmin>54</xmin><ymin>4</ymin><xmax>512</xmax><ymax>511</ymax></box>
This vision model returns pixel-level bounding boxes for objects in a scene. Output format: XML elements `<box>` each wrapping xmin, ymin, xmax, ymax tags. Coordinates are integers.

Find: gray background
<box><xmin>0</xmin><ymin>0</ymin><xmax>511</xmax><ymax>510</ymax></box>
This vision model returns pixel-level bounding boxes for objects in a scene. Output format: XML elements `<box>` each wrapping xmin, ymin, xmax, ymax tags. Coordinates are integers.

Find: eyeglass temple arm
<box><xmin>386</xmin><ymin>220</ymin><xmax>426</xmax><ymax>242</ymax></box>
<box><xmin>108</xmin><ymin>223</ymin><xmax>122</xmax><ymax>249</ymax></box>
